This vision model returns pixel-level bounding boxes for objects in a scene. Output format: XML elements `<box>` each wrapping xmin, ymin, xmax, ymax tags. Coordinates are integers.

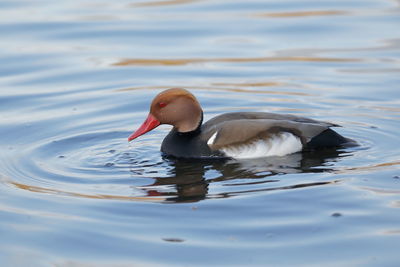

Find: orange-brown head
<box><xmin>128</xmin><ymin>88</ymin><xmax>203</xmax><ymax>141</ymax></box>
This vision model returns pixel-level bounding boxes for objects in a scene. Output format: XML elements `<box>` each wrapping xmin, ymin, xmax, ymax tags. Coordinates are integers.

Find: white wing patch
<box><xmin>219</xmin><ymin>132</ymin><xmax>302</xmax><ymax>159</ymax></box>
<box><xmin>207</xmin><ymin>131</ymin><xmax>218</xmax><ymax>145</ymax></box>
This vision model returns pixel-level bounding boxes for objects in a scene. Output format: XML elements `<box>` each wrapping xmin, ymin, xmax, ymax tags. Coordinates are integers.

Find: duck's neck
<box><xmin>175</xmin><ymin>112</ymin><xmax>203</xmax><ymax>136</ymax></box>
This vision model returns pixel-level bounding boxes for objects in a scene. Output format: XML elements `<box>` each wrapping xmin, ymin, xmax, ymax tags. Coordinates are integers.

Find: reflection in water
<box><xmin>113</xmin><ymin>56</ymin><xmax>360</xmax><ymax>66</ymax></box>
<box><xmin>9</xmin><ymin>181</ymin><xmax>167</xmax><ymax>202</ymax></box>
<box><xmin>256</xmin><ymin>10</ymin><xmax>347</xmax><ymax>18</ymax></box>
<box><xmin>336</xmin><ymin>160</ymin><xmax>400</xmax><ymax>174</ymax></box>
<box><xmin>117</xmin><ymin>85</ymin><xmax>312</xmax><ymax>96</ymax></box>
<box><xmin>138</xmin><ymin>149</ymin><xmax>346</xmax><ymax>203</ymax></box>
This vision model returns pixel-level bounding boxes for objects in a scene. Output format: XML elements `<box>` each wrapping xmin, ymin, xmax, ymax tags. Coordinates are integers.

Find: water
<box><xmin>1</xmin><ymin>0</ymin><xmax>399</xmax><ymax>265</ymax></box>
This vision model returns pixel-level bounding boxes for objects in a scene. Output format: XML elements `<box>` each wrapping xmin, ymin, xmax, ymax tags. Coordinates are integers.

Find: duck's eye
<box><xmin>158</xmin><ymin>102</ymin><xmax>167</xmax><ymax>108</ymax></box>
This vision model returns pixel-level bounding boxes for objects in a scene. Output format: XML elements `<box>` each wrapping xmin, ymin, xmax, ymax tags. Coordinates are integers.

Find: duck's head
<box><xmin>128</xmin><ymin>88</ymin><xmax>203</xmax><ymax>141</ymax></box>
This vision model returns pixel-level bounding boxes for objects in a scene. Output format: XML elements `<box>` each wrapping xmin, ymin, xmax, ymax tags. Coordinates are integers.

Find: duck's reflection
<box><xmin>134</xmin><ymin>149</ymin><xmax>349</xmax><ymax>203</ymax></box>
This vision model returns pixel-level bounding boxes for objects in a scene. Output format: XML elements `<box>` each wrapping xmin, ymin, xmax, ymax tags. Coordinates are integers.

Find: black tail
<box><xmin>306</xmin><ymin>129</ymin><xmax>356</xmax><ymax>150</ymax></box>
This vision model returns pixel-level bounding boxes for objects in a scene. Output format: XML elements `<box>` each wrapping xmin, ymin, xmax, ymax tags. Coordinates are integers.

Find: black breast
<box><xmin>161</xmin><ymin>128</ymin><xmax>224</xmax><ymax>158</ymax></box>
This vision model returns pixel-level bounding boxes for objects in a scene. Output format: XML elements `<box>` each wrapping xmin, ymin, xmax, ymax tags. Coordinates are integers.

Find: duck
<box><xmin>128</xmin><ymin>88</ymin><xmax>354</xmax><ymax>159</ymax></box>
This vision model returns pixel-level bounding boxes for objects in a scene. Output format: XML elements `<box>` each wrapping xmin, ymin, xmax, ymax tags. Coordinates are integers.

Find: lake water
<box><xmin>1</xmin><ymin>0</ymin><xmax>400</xmax><ymax>266</ymax></box>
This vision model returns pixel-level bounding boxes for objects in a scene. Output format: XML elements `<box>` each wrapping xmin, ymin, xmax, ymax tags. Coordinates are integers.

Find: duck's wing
<box><xmin>203</xmin><ymin>112</ymin><xmax>339</xmax><ymax>129</ymax></box>
<box><xmin>203</xmin><ymin>119</ymin><xmax>328</xmax><ymax>150</ymax></box>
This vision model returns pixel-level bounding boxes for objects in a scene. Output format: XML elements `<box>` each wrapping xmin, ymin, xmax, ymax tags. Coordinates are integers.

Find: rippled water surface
<box><xmin>1</xmin><ymin>0</ymin><xmax>400</xmax><ymax>265</ymax></box>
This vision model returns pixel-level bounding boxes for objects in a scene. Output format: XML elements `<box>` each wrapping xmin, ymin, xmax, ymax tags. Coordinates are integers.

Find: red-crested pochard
<box><xmin>128</xmin><ymin>88</ymin><xmax>353</xmax><ymax>159</ymax></box>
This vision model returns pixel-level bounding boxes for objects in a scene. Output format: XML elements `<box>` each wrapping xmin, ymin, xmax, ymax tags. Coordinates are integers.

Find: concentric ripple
<box><xmin>1</xmin><ymin>126</ymin><xmax>171</xmax><ymax>200</ymax></box>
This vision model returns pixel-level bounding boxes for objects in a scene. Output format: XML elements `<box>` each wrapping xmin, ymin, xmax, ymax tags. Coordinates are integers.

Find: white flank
<box><xmin>220</xmin><ymin>132</ymin><xmax>302</xmax><ymax>159</ymax></box>
<box><xmin>207</xmin><ymin>131</ymin><xmax>218</xmax><ymax>145</ymax></box>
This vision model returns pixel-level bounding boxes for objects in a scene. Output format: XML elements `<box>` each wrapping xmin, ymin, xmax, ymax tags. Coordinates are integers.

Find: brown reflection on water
<box><xmin>211</xmin><ymin>82</ymin><xmax>284</xmax><ymax>87</ymax></box>
<box><xmin>9</xmin><ymin>181</ymin><xmax>166</xmax><ymax>203</ymax></box>
<box><xmin>113</xmin><ymin>56</ymin><xmax>359</xmax><ymax>66</ymax></box>
<box><xmin>337</xmin><ymin>160</ymin><xmax>400</xmax><ymax>174</ymax></box>
<box><xmin>381</xmin><ymin>229</ymin><xmax>400</xmax><ymax>235</ymax></box>
<box><xmin>116</xmin><ymin>85</ymin><xmax>313</xmax><ymax>97</ymax></box>
<box><xmin>256</xmin><ymin>10</ymin><xmax>347</xmax><ymax>18</ymax></box>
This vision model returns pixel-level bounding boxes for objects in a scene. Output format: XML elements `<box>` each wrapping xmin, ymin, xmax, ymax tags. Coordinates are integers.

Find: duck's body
<box><xmin>161</xmin><ymin>112</ymin><xmax>349</xmax><ymax>159</ymax></box>
<box><xmin>129</xmin><ymin>88</ymin><xmax>353</xmax><ymax>159</ymax></box>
